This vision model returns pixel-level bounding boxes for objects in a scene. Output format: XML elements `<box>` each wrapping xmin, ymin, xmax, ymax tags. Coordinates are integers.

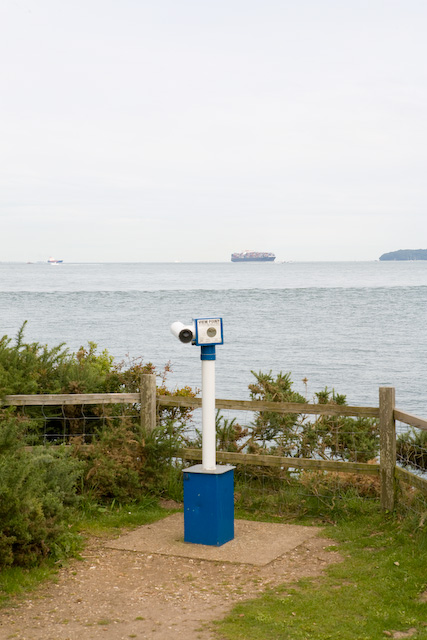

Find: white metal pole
<box><xmin>202</xmin><ymin>358</ymin><xmax>216</xmax><ymax>470</ymax></box>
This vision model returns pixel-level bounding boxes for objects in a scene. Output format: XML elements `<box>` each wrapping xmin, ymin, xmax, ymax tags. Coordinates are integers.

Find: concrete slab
<box><xmin>107</xmin><ymin>513</ymin><xmax>319</xmax><ymax>566</ymax></box>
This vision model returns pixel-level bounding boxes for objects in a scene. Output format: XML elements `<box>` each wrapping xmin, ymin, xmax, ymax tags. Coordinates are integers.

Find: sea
<box><xmin>1</xmin><ymin>261</ymin><xmax>426</xmax><ymax>418</ymax></box>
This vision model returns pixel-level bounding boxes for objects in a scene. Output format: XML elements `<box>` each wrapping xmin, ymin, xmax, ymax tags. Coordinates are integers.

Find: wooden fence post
<box><xmin>140</xmin><ymin>374</ymin><xmax>157</xmax><ymax>433</ymax></box>
<box><xmin>379</xmin><ymin>386</ymin><xmax>396</xmax><ymax>511</ymax></box>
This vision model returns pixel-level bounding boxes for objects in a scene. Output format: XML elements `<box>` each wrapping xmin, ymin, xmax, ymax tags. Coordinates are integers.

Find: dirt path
<box><xmin>0</xmin><ymin>520</ymin><xmax>341</xmax><ymax>640</ymax></box>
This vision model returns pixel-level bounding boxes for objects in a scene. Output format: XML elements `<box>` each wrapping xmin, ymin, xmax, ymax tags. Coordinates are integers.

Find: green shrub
<box><xmin>72</xmin><ymin>417</ymin><xmax>185</xmax><ymax>502</ymax></box>
<box><xmin>212</xmin><ymin>373</ymin><xmax>379</xmax><ymax>463</ymax></box>
<box><xmin>0</xmin><ymin>410</ymin><xmax>83</xmax><ymax>568</ymax></box>
<box><xmin>248</xmin><ymin>370</ymin><xmax>306</xmax><ymax>450</ymax></box>
<box><xmin>1</xmin><ymin>323</ymin><xmax>197</xmax><ymax>445</ymax></box>
<box><xmin>0</xmin><ymin>323</ymin><xmax>197</xmax><ymax>513</ymax></box>
<box><xmin>0</xmin><ymin>323</ymin><xmax>68</xmax><ymax>396</ymax></box>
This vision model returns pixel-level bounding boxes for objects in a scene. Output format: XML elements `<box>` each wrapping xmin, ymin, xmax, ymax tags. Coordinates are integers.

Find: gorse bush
<box><xmin>0</xmin><ymin>321</ymin><xmax>154</xmax><ymax>399</ymax></box>
<box><xmin>0</xmin><ymin>323</ymin><xmax>68</xmax><ymax>396</ymax></box>
<box><xmin>0</xmin><ymin>410</ymin><xmax>82</xmax><ymax>568</ymax></box>
<box><xmin>0</xmin><ymin>323</ymin><xmax>196</xmax><ymax>443</ymax></box>
<box><xmin>211</xmin><ymin>371</ymin><xmax>379</xmax><ymax>463</ymax></box>
<box><xmin>72</xmin><ymin>419</ymin><xmax>185</xmax><ymax>502</ymax></box>
<box><xmin>0</xmin><ymin>324</ymin><xmax>196</xmax><ymax>566</ymax></box>
<box><xmin>247</xmin><ymin>371</ymin><xmax>306</xmax><ymax>451</ymax></box>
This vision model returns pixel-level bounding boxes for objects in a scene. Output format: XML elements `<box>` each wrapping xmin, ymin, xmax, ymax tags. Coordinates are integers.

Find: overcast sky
<box><xmin>1</xmin><ymin>0</ymin><xmax>426</xmax><ymax>263</ymax></box>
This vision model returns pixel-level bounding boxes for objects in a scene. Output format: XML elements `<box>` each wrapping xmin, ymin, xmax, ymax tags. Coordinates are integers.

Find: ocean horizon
<box><xmin>1</xmin><ymin>260</ymin><xmax>426</xmax><ymax>417</ymax></box>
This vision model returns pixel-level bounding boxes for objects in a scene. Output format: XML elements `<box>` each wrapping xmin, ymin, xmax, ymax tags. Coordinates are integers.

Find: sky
<box><xmin>1</xmin><ymin>0</ymin><xmax>426</xmax><ymax>263</ymax></box>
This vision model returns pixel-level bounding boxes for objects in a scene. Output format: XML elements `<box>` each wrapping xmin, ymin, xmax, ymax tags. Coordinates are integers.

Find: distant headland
<box><xmin>379</xmin><ymin>249</ymin><xmax>427</xmax><ymax>261</ymax></box>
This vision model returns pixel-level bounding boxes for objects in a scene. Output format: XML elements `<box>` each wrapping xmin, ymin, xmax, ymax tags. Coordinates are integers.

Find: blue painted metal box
<box><xmin>183</xmin><ymin>464</ymin><xmax>235</xmax><ymax>546</ymax></box>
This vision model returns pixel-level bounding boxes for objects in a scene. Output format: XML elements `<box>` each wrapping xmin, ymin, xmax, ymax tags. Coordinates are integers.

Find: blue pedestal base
<box><xmin>183</xmin><ymin>464</ymin><xmax>235</xmax><ymax>546</ymax></box>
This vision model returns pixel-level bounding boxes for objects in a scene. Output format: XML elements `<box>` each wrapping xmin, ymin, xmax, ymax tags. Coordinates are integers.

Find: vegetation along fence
<box><xmin>3</xmin><ymin>375</ymin><xmax>427</xmax><ymax>512</ymax></box>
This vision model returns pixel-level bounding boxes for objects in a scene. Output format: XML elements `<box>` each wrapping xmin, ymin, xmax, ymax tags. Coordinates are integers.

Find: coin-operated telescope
<box><xmin>170</xmin><ymin>317</ymin><xmax>224</xmax><ymax>347</ymax></box>
<box><xmin>170</xmin><ymin>317</ymin><xmax>223</xmax><ymax>470</ymax></box>
<box><xmin>170</xmin><ymin>317</ymin><xmax>233</xmax><ymax>546</ymax></box>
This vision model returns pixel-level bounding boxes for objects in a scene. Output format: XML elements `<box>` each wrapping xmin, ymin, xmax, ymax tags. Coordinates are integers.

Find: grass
<box><xmin>73</xmin><ymin>495</ymin><xmax>177</xmax><ymax>535</ymax></box>
<box><xmin>233</xmin><ymin>468</ymin><xmax>383</xmax><ymax>525</ymax></box>
<box><xmin>2</xmin><ymin>469</ymin><xmax>427</xmax><ymax>640</ymax></box>
<box><xmin>0</xmin><ymin>564</ymin><xmax>59</xmax><ymax>607</ymax></box>
<box><xmin>216</xmin><ymin>505</ymin><xmax>427</xmax><ymax>640</ymax></box>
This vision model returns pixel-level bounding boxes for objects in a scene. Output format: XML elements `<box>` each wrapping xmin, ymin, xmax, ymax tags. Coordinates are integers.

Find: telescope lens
<box><xmin>207</xmin><ymin>327</ymin><xmax>217</xmax><ymax>337</ymax></box>
<box><xmin>179</xmin><ymin>329</ymin><xmax>193</xmax><ymax>343</ymax></box>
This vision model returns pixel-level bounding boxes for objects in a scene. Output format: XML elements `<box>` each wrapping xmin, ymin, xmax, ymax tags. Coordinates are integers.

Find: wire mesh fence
<box><xmin>190</xmin><ymin>406</ymin><xmax>380</xmax><ymax>463</ymax></box>
<box><xmin>4</xmin><ymin>388</ymin><xmax>427</xmax><ymax>515</ymax></box>
<box><xmin>396</xmin><ymin>420</ymin><xmax>427</xmax><ymax>474</ymax></box>
<box><xmin>181</xmin><ymin>406</ymin><xmax>383</xmax><ymax>515</ymax></box>
<box><xmin>9</xmin><ymin>401</ymin><xmax>385</xmax><ymax>465</ymax></box>
<box><xmin>395</xmin><ymin>419</ymin><xmax>427</xmax><ymax>516</ymax></box>
<box><xmin>17</xmin><ymin>402</ymin><xmax>140</xmax><ymax>446</ymax></box>
<box><xmin>183</xmin><ymin>407</ymin><xmax>427</xmax><ymax>516</ymax></box>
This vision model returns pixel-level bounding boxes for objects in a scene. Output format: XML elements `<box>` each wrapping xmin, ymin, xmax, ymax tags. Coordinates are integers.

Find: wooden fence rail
<box><xmin>394</xmin><ymin>409</ymin><xmax>427</xmax><ymax>432</ymax></box>
<box><xmin>157</xmin><ymin>395</ymin><xmax>380</xmax><ymax>417</ymax></box>
<box><xmin>3</xmin><ymin>393</ymin><xmax>141</xmax><ymax>406</ymax></box>
<box><xmin>2</xmin><ymin>379</ymin><xmax>427</xmax><ymax>509</ymax></box>
<box><xmin>180</xmin><ymin>448</ymin><xmax>380</xmax><ymax>475</ymax></box>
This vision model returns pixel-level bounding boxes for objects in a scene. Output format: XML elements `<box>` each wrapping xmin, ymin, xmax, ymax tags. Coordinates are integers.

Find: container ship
<box><xmin>231</xmin><ymin>251</ymin><xmax>276</xmax><ymax>263</ymax></box>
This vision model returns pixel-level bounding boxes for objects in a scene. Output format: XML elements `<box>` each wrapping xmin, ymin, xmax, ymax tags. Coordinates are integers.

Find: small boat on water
<box><xmin>47</xmin><ymin>257</ymin><xmax>63</xmax><ymax>264</ymax></box>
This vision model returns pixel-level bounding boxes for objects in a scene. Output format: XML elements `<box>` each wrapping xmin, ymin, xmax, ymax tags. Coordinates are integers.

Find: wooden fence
<box><xmin>3</xmin><ymin>375</ymin><xmax>427</xmax><ymax>511</ymax></box>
